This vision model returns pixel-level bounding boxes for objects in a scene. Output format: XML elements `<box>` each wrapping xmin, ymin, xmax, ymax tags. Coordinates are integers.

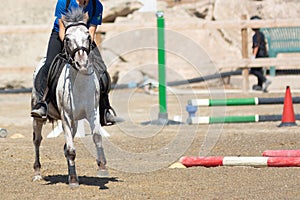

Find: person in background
<box><xmin>250</xmin><ymin>15</ymin><xmax>271</xmax><ymax>93</ymax></box>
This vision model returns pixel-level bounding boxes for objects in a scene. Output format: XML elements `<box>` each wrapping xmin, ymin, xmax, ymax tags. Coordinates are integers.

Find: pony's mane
<box><xmin>63</xmin><ymin>7</ymin><xmax>86</xmax><ymax>23</ymax></box>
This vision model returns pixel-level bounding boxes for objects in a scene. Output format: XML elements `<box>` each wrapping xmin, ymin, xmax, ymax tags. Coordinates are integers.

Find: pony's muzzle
<box><xmin>75</xmin><ymin>51</ymin><xmax>88</xmax><ymax>68</ymax></box>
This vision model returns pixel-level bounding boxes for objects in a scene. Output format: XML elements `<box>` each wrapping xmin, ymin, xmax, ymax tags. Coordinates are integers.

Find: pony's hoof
<box><xmin>68</xmin><ymin>175</ymin><xmax>79</xmax><ymax>188</ymax></box>
<box><xmin>97</xmin><ymin>169</ymin><xmax>109</xmax><ymax>178</ymax></box>
<box><xmin>69</xmin><ymin>182</ymin><xmax>79</xmax><ymax>189</ymax></box>
<box><xmin>32</xmin><ymin>175</ymin><xmax>43</xmax><ymax>182</ymax></box>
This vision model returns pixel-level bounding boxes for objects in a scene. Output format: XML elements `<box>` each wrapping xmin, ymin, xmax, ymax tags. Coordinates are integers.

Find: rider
<box><xmin>31</xmin><ymin>0</ymin><xmax>117</xmax><ymax>125</ymax></box>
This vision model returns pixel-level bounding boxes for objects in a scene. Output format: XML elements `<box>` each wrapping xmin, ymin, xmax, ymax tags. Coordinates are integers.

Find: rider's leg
<box><xmin>31</xmin><ymin>30</ymin><xmax>63</xmax><ymax>118</ymax></box>
<box><xmin>99</xmin><ymin>71</ymin><xmax>117</xmax><ymax>126</ymax></box>
<box><xmin>90</xmin><ymin>42</ymin><xmax>117</xmax><ymax>126</ymax></box>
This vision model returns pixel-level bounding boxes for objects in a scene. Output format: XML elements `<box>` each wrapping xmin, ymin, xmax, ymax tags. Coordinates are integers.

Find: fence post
<box><xmin>241</xmin><ymin>14</ymin><xmax>249</xmax><ymax>92</ymax></box>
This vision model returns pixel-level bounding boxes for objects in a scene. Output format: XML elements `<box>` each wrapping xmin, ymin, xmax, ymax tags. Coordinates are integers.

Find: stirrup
<box><xmin>104</xmin><ymin>107</ymin><xmax>125</xmax><ymax>126</ymax></box>
<box><xmin>103</xmin><ymin>107</ymin><xmax>117</xmax><ymax>126</ymax></box>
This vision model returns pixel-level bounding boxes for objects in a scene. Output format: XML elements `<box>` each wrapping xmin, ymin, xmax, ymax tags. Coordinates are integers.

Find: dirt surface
<box><xmin>1</xmin><ymin>0</ymin><xmax>300</xmax><ymax>199</ymax></box>
<box><xmin>0</xmin><ymin>87</ymin><xmax>300</xmax><ymax>200</ymax></box>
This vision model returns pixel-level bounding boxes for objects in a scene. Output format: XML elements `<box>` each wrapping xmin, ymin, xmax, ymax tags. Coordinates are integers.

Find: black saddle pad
<box><xmin>46</xmin><ymin>53</ymin><xmax>69</xmax><ymax>111</ymax></box>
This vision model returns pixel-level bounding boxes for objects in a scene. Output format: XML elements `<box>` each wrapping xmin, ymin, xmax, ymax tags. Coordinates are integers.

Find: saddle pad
<box><xmin>47</xmin><ymin>53</ymin><xmax>70</xmax><ymax>111</ymax></box>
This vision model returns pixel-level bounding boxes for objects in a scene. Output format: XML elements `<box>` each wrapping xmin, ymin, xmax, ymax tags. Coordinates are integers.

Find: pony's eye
<box><xmin>64</xmin><ymin>34</ymin><xmax>71</xmax><ymax>43</ymax></box>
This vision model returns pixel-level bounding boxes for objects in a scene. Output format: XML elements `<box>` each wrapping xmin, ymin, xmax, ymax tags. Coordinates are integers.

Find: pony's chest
<box><xmin>56</xmin><ymin>67</ymin><xmax>99</xmax><ymax>103</ymax></box>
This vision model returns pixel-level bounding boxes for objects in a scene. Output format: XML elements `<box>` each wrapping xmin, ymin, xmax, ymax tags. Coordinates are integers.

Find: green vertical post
<box><xmin>156</xmin><ymin>11</ymin><xmax>167</xmax><ymax>118</ymax></box>
<box><xmin>141</xmin><ymin>11</ymin><xmax>182</xmax><ymax>125</ymax></box>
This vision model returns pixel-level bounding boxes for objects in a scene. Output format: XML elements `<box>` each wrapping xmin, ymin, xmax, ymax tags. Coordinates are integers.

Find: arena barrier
<box><xmin>180</xmin><ymin>156</ymin><xmax>300</xmax><ymax>167</ymax></box>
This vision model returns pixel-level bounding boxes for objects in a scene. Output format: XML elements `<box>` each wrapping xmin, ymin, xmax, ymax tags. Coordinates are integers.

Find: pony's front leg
<box><xmin>93</xmin><ymin>133</ymin><xmax>109</xmax><ymax>177</ymax></box>
<box><xmin>32</xmin><ymin>118</ymin><xmax>44</xmax><ymax>181</ymax></box>
<box><xmin>90</xmin><ymin>115</ymin><xmax>109</xmax><ymax>177</ymax></box>
<box><xmin>62</xmin><ymin>116</ymin><xmax>79</xmax><ymax>187</ymax></box>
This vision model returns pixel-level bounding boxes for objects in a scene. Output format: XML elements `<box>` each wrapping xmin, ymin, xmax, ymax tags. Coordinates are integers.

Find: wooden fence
<box><xmin>1</xmin><ymin>18</ymin><xmax>300</xmax><ymax>91</ymax></box>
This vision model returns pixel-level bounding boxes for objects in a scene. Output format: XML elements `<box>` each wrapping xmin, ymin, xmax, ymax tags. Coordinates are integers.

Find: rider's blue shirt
<box><xmin>53</xmin><ymin>0</ymin><xmax>103</xmax><ymax>32</ymax></box>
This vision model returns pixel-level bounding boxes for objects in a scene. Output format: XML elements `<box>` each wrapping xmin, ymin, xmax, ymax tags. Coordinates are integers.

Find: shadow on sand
<box><xmin>43</xmin><ymin>175</ymin><xmax>121</xmax><ymax>190</ymax></box>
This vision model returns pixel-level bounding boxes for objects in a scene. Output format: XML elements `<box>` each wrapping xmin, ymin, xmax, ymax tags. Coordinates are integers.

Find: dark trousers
<box><xmin>250</xmin><ymin>67</ymin><xmax>266</xmax><ymax>87</ymax></box>
<box><xmin>45</xmin><ymin>31</ymin><xmax>64</xmax><ymax>74</ymax></box>
<box><xmin>35</xmin><ymin>30</ymin><xmax>63</xmax><ymax>97</ymax></box>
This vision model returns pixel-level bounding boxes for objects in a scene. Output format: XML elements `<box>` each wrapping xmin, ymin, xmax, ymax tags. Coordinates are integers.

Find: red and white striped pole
<box><xmin>180</xmin><ymin>156</ymin><xmax>300</xmax><ymax>167</ymax></box>
<box><xmin>262</xmin><ymin>150</ymin><xmax>300</xmax><ymax>157</ymax></box>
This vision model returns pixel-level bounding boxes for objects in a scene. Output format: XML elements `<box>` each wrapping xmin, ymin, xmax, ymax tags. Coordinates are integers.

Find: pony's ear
<box><xmin>83</xmin><ymin>12</ymin><xmax>89</xmax><ymax>24</ymax></box>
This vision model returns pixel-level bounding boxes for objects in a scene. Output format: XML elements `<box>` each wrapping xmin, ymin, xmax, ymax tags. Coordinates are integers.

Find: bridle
<box><xmin>64</xmin><ymin>22</ymin><xmax>92</xmax><ymax>68</ymax></box>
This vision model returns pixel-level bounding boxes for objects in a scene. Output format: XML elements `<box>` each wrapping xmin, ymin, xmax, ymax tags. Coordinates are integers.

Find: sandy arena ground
<box><xmin>1</xmin><ymin>0</ymin><xmax>300</xmax><ymax>199</ymax></box>
<box><xmin>0</xmin><ymin>85</ymin><xmax>300</xmax><ymax>200</ymax></box>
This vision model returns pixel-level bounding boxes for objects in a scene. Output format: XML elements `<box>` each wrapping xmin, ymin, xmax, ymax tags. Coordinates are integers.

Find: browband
<box><xmin>65</xmin><ymin>22</ymin><xmax>87</xmax><ymax>32</ymax></box>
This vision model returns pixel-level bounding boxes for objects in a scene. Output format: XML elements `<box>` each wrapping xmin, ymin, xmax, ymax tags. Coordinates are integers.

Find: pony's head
<box><xmin>62</xmin><ymin>8</ymin><xmax>92</xmax><ymax>74</ymax></box>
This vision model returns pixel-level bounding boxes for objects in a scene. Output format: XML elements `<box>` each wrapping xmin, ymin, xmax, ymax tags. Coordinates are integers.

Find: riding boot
<box><xmin>100</xmin><ymin>93</ymin><xmax>117</xmax><ymax>126</ymax></box>
<box><xmin>31</xmin><ymin>101</ymin><xmax>48</xmax><ymax>119</ymax></box>
<box><xmin>31</xmin><ymin>65</ymin><xmax>48</xmax><ymax>118</ymax></box>
<box><xmin>98</xmin><ymin>70</ymin><xmax>119</xmax><ymax>126</ymax></box>
<box><xmin>90</xmin><ymin>42</ymin><xmax>120</xmax><ymax>126</ymax></box>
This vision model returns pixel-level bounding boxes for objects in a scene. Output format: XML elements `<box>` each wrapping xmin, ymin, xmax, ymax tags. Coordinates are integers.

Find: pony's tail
<box><xmin>99</xmin><ymin>126</ymin><xmax>110</xmax><ymax>137</ymax></box>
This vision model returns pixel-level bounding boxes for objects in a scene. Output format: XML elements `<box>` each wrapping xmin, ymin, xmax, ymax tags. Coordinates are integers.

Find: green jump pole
<box><xmin>188</xmin><ymin>97</ymin><xmax>300</xmax><ymax>107</ymax></box>
<box><xmin>210</xmin><ymin>115</ymin><xmax>257</xmax><ymax>123</ymax></box>
<box><xmin>188</xmin><ymin>98</ymin><xmax>258</xmax><ymax>106</ymax></box>
<box><xmin>187</xmin><ymin>114</ymin><xmax>300</xmax><ymax>125</ymax></box>
<box><xmin>187</xmin><ymin>115</ymin><xmax>257</xmax><ymax>124</ymax></box>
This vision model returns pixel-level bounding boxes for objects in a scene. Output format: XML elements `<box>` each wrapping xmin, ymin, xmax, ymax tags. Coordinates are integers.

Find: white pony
<box><xmin>31</xmin><ymin>8</ymin><xmax>108</xmax><ymax>187</ymax></box>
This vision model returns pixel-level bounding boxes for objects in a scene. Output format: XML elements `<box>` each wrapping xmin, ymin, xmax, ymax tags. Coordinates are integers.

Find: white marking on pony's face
<box><xmin>65</xmin><ymin>25</ymin><xmax>91</xmax><ymax>73</ymax></box>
